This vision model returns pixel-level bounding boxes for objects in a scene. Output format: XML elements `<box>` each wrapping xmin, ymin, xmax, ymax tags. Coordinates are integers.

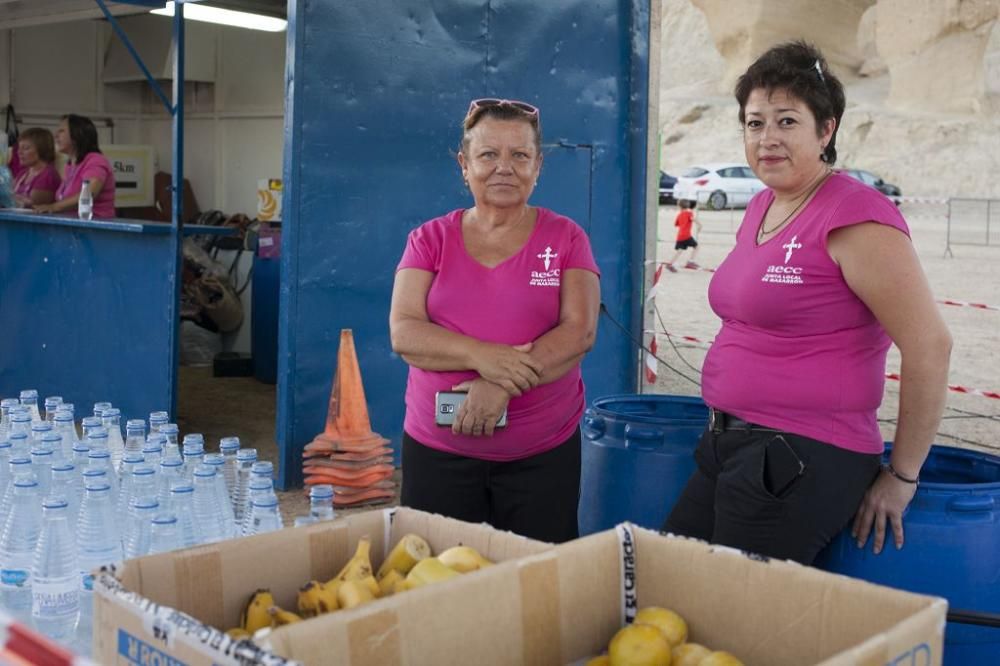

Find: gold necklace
<box><xmin>757</xmin><ymin>169</ymin><xmax>831</xmax><ymax>242</ymax></box>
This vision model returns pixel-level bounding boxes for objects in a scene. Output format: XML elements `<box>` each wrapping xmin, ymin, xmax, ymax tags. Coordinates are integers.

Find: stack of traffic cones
<box><xmin>302</xmin><ymin>329</ymin><xmax>396</xmax><ymax>506</ymax></box>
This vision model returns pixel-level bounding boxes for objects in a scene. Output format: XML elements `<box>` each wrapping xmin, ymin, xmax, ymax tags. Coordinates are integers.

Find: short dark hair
<box><xmin>19</xmin><ymin>127</ymin><xmax>56</xmax><ymax>163</ymax></box>
<box><xmin>460</xmin><ymin>104</ymin><xmax>542</xmax><ymax>157</ymax></box>
<box><xmin>62</xmin><ymin>114</ymin><xmax>102</xmax><ymax>160</ymax></box>
<box><xmin>734</xmin><ymin>41</ymin><xmax>845</xmax><ymax>165</ymax></box>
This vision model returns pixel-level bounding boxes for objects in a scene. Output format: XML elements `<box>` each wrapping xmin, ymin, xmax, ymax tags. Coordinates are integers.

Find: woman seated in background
<box><xmin>12</xmin><ymin>127</ymin><xmax>60</xmax><ymax>208</ymax></box>
<box><xmin>34</xmin><ymin>114</ymin><xmax>115</xmax><ymax>218</ymax></box>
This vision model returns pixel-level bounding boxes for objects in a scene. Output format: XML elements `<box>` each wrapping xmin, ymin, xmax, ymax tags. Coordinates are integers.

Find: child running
<box><xmin>666</xmin><ymin>199</ymin><xmax>701</xmax><ymax>272</ymax></box>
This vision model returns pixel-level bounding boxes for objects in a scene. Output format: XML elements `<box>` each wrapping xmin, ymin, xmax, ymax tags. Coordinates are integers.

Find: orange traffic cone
<box><xmin>303</xmin><ymin>329</ymin><xmax>395</xmax><ymax>508</ymax></box>
<box><xmin>304</xmin><ymin>329</ymin><xmax>390</xmax><ymax>455</ymax></box>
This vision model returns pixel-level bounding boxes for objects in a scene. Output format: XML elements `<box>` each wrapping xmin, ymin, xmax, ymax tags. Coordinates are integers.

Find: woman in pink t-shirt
<box><xmin>12</xmin><ymin>127</ymin><xmax>61</xmax><ymax>208</ymax></box>
<box><xmin>664</xmin><ymin>42</ymin><xmax>951</xmax><ymax>565</ymax></box>
<box><xmin>34</xmin><ymin>114</ymin><xmax>115</xmax><ymax>218</ymax></box>
<box><xmin>389</xmin><ymin>99</ymin><xmax>601</xmax><ymax>543</ymax></box>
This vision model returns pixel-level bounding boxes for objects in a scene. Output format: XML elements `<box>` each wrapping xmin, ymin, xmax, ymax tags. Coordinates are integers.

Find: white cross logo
<box><xmin>538</xmin><ymin>246</ymin><xmax>558</xmax><ymax>270</ymax></box>
<box><xmin>783</xmin><ymin>235</ymin><xmax>802</xmax><ymax>264</ymax></box>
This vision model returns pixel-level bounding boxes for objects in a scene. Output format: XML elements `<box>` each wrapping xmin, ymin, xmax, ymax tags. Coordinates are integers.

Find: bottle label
<box><xmin>0</xmin><ymin>568</ymin><xmax>30</xmax><ymax>588</ymax></box>
<box><xmin>32</xmin><ymin>580</ymin><xmax>79</xmax><ymax>618</ymax></box>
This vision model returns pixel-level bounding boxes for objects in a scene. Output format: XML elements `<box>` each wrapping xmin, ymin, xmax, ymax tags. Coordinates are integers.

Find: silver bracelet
<box><xmin>884</xmin><ymin>462</ymin><xmax>919</xmax><ymax>485</ymax></box>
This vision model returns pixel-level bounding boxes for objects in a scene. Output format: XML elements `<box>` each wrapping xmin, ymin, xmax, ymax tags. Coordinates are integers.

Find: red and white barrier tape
<box><xmin>937</xmin><ymin>299</ymin><xmax>999</xmax><ymax>312</ymax></box>
<box><xmin>645</xmin><ymin>331</ymin><xmax>1000</xmax><ymax>399</ymax></box>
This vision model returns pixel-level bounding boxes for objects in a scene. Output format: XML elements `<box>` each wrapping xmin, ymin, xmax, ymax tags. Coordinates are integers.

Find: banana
<box><xmin>436</xmin><ymin>545</ymin><xmax>494</xmax><ymax>573</ymax></box>
<box><xmin>402</xmin><ymin>556</ymin><xmax>461</xmax><ymax>590</ymax></box>
<box><xmin>268</xmin><ymin>606</ymin><xmax>303</xmax><ymax>627</ymax></box>
<box><xmin>226</xmin><ymin>627</ymin><xmax>251</xmax><ymax>640</ymax></box>
<box><xmin>240</xmin><ymin>589</ymin><xmax>274</xmax><ymax>634</ymax></box>
<box><xmin>378</xmin><ymin>569</ymin><xmax>405</xmax><ymax>596</ymax></box>
<box><xmin>376</xmin><ymin>533</ymin><xmax>431</xmax><ymax>580</ymax></box>
<box><xmin>337</xmin><ymin>579</ymin><xmax>376</xmax><ymax>609</ymax></box>
<box><xmin>327</xmin><ymin>536</ymin><xmax>375</xmax><ymax>586</ymax></box>
<box><xmin>297</xmin><ymin>580</ymin><xmax>339</xmax><ymax>617</ymax></box>
<box><xmin>359</xmin><ymin>574</ymin><xmax>380</xmax><ymax>598</ymax></box>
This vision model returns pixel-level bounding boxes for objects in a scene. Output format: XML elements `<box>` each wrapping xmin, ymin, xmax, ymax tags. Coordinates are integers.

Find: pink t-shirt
<box><xmin>702</xmin><ymin>173</ymin><xmax>909</xmax><ymax>454</ymax></box>
<box><xmin>13</xmin><ymin>164</ymin><xmax>61</xmax><ymax>200</ymax></box>
<box><xmin>56</xmin><ymin>152</ymin><xmax>116</xmax><ymax>218</ymax></box>
<box><xmin>397</xmin><ymin>207</ymin><xmax>601</xmax><ymax>461</ymax></box>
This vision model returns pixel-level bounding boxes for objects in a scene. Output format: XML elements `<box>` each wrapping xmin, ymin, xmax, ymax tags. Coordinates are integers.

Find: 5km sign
<box><xmin>104</xmin><ymin>144</ymin><xmax>155</xmax><ymax>208</ymax></box>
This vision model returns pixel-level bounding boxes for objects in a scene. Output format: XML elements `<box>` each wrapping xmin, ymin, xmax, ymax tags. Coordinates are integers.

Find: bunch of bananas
<box><xmin>226</xmin><ymin>533</ymin><xmax>494</xmax><ymax>639</ymax></box>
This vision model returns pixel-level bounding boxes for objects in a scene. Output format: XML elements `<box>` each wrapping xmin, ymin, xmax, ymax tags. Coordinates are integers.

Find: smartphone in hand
<box><xmin>434</xmin><ymin>391</ymin><xmax>508</xmax><ymax>428</ymax></box>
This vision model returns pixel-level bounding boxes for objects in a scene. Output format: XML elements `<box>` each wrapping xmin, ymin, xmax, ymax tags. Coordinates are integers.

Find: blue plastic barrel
<box><xmin>815</xmin><ymin>445</ymin><xmax>1000</xmax><ymax>665</ymax></box>
<box><xmin>578</xmin><ymin>394</ymin><xmax>708</xmax><ymax>536</ymax></box>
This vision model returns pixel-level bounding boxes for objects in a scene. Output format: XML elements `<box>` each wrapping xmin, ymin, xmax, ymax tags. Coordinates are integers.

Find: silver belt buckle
<box><xmin>709</xmin><ymin>407</ymin><xmax>719</xmax><ymax>433</ymax></box>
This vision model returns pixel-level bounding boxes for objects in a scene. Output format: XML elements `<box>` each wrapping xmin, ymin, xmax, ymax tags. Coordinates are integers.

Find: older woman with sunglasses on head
<box><xmin>390</xmin><ymin>98</ymin><xmax>601</xmax><ymax>543</ymax></box>
<box><xmin>663</xmin><ymin>42</ymin><xmax>951</xmax><ymax>565</ymax></box>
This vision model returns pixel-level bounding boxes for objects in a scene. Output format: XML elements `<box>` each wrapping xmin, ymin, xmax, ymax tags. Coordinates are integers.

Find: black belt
<box><xmin>709</xmin><ymin>407</ymin><xmax>781</xmax><ymax>434</ymax></box>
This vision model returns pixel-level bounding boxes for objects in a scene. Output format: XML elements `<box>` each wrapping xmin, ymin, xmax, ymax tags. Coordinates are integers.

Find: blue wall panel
<box><xmin>279</xmin><ymin>0</ymin><xmax>651</xmax><ymax>488</ymax></box>
<box><xmin>0</xmin><ymin>218</ymin><xmax>175</xmax><ymax>423</ymax></box>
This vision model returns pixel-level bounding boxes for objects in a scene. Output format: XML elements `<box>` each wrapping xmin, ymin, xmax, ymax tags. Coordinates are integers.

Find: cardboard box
<box><xmin>93</xmin><ymin>508</ymin><xmax>551</xmax><ymax>666</ymax></box>
<box><xmin>262</xmin><ymin>525</ymin><xmax>947</xmax><ymax>666</ymax></box>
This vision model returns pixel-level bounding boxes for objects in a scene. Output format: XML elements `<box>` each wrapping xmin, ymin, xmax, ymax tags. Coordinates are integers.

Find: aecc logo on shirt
<box><xmin>530</xmin><ymin>246</ymin><xmax>561</xmax><ymax>287</ymax></box>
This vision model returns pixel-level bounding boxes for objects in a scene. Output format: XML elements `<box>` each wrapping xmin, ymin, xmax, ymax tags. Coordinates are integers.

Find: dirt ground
<box><xmin>648</xmin><ymin>201</ymin><xmax>1000</xmax><ymax>455</ymax></box>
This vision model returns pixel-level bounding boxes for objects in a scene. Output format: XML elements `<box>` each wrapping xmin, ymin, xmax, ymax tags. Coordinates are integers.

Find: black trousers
<box><xmin>401</xmin><ymin>428</ymin><xmax>581</xmax><ymax>544</ymax></box>
<box><xmin>664</xmin><ymin>425</ymin><xmax>881</xmax><ymax>565</ymax></box>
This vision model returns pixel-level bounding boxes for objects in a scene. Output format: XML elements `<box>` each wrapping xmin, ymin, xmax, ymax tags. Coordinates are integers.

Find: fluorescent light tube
<box><xmin>151</xmin><ymin>2</ymin><xmax>287</xmax><ymax>32</ymax></box>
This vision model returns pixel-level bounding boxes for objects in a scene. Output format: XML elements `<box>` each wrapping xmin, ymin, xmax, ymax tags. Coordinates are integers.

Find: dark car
<box><xmin>842</xmin><ymin>169</ymin><xmax>901</xmax><ymax>199</ymax></box>
<box><xmin>658</xmin><ymin>171</ymin><xmax>677</xmax><ymax>204</ymax></box>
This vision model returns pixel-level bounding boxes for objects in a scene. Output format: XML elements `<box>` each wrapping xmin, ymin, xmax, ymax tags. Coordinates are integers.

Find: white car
<box><xmin>671</xmin><ymin>163</ymin><xmax>765</xmax><ymax>210</ymax></box>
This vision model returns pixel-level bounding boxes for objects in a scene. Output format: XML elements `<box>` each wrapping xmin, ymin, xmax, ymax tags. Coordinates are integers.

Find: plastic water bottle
<box><xmin>192</xmin><ymin>466</ymin><xmax>226</xmax><ymax>543</ymax></box>
<box><xmin>242</xmin><ymin>476</ymin><xmax>277</xmax><ymax>536</ymax></box>
<box><xmin>0</xmin><ymin>457</ymin><xmax>33</xmax><ymax>524</ymax></box>
<box><xmin>239</xmin><ymin>460</ymin><xmax>273</xmax><ymax>530</ymax></box>
<box><xmin>29</xmin><ymin>446</ymin><xmax>55</xmax><ymax>496</ymax></box>
<box><xmin>78</xmin><ymin>179</ymin><xmax>93</xmax><ymax>220</ymax></box>
<box><xmin>91</xmin><ymin>403</ymin><xmax>111</xmax><ymax>419</ymax></box>
<box><xmin>8</xmin><ymin>410</ymin><xmax>32</xmax><ymax>439</ymax></box>
<box><xmin>124</xmin><ymin>419</ymin><xmax>146</xmax><ymax>460</ymax></box>
<box><xmin>76</xmin><ymin>481</ymin><xmax>122</xmax><ymax>653</ymax></box>
<box><xmin>247</xmin><ymin>496</ymin><xmax>282</xmax><ymax>535</ymax></box>
<box><xmin>148</xmin><ymin>514</ymin><xmax>181</xmax><ymax>555</ymax></box>
<box><xmin>0</xmin><ymin>441</ymin><xmax>11</xmax><ymax>523</ymax></box>
<box><xmin>41</xmin><ymin>431</ymin><xmax>65</xmax><ymax>465</ymax></box>
<box><xmin>101</xmin><ymin>408</ymin><xmax>125</xmax><ymax>471</ymax></box>
<box><xmin>123</xmin><ymin>496</ymin><xmax>158</xmax><ymax>559</ymax></box>
<box><xmin>142</xmin><ymin>435</ymin><xmax>165</xmax><ymax>470</ymax></box>
<box><xmin>71</xmin><ymin>442</ymin><xmax>90</xmax><ymax>471</ymax></box>
<box><xmin>116</xmin><ymin>453</ymin><xmax>146</xmax><ymax>516</ymax></box>
<box><xmin>219</xmin><ymin>437</ymin><xmax>240</xmax><ymax>505</ymax></box>
<box><xmin>0</xmin><ymin>475</ymin><xmax>43</xmax><ymax>618</ymax></box>
<box><xmin>0</xmin><ymin>398</ymin><xmax>20</xmax><ymax>439</ymax></box>
<box><xmin>181</xmin><ymin>437</ymin><xmax>204</xmax><ymax>479</ymax></box>
<box><xmin>233</xmin><ymin>448</ymin><xmax>258</xmax><ymax>523</ymax></box>
<box><xmin>168</xmin><ymin>484</ymin><xmax>201</xmax><ymax>547</ymax></box>
<box><xmin>80</xmin><ymin>416</ymin><xmax>102</xmax><ymax>440</ymax></box>
<box><xmin>125</xmin><ymin>467</ymin><xmax>157</xmax><ymax>520</ymax></box>
<box><xmin>86</xmin><ymin>449</ymin><xmax>118</xmax><ymax>498</ymax></box>
<box><xmin>203</xmin><ymin>454</ymin><xmax>237</xmax><ymax>538</ymax></box>
<box><xmin>48</xmin><ymin>464</ymin><xmax>80</xmax><ymax>532</ymax></box>
<box><xmin>31</xmin><ymin>498</ymin><xmax>80</xmax><ymax>641</ymax></box>
<box><xmin>43</xmin><ymin>396</ymin><xmax>63</xmax><ymax>423</ymax></box>
<box><xmin>148</xmin><ymin>411</ymin><xmax>169</xmax><ymax>432</ymax></box>
<box><xmin>19</xmin><ymin>390</ymin><xmax>42</xmax><ymax>423</ymax></box>
<box><xmin>160</xmin><ymin>423</ymin><xmax>180</xmax><ymax>458</ymax></box>
<box><xmin>29</xmin><ymin>420</ymin><xmax>53</xmax><ymax>447</ymax></box>
<box><xmin>53</xmin><ymin>410</ymin><xmax>79</xmax><ymax>458</ymax></box>
<box><xmin>156</xmin><ymin>456</ymin><xmax>184</xmax><ymax>507</ymax></box>
<box><xmin>309</xmin><ymin>484</ymin><xmax>336</xmax><ymax>522</ymax></box>
<box><xmin>7</xmin><ymin>432</ymin><xmax>29</xmax><ymax>458</ymax></box>
<box><xmin>86</xmin><ymin>426</ymin><xmax>109</xmax><ymax>453</ymax></box>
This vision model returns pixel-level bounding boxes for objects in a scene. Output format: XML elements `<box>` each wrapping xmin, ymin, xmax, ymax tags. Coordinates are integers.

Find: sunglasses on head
<box><xmin>466</xmin><ymin>98</ymin><xmax>540</xmax><ymax>121</ymax></box>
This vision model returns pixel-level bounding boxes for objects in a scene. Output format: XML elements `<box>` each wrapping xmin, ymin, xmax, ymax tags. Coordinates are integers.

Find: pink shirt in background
<box><xmin>13</xmin><ymin>163</ymin><xmax>61</xmax><ymax>200</ymax></box>
<box><xmin>702</xmin><ymin>173</ymin><xmax>910</xmax><ymax>454</ymax></box>
<box><xmin>397</xmin><ymin>207</ymin><xmax>601</xmax><ymax>462</ymax></box>
<box><xmin>56</xmin><ymin>152</ymin><xmax>116</xmax><ymax>218</ymax></box>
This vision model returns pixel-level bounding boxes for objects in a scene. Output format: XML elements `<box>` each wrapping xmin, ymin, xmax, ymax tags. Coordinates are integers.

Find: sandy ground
<box><xmin>647</xmin><ymin>201</ymin><xmax>1000</xmax><ymax>455</ymax></box>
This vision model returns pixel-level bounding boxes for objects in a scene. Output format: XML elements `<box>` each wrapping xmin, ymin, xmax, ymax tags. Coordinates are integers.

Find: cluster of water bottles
<box><xmin>0</xmin><ymin>389</ymin><xmax>336</xmax><ymax>654</ymax></box>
